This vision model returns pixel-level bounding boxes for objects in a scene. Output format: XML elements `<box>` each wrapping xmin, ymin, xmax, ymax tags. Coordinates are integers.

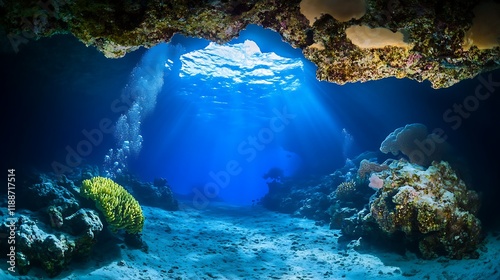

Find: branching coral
<box><xmin>335</xmin><ymin>180</ymin><xmax>357</xmax><ymax>201</ymax></box>
<box><xmin>80</xmin><ymin>177</ymin><xmax>144</xmax><ymax>234</ymax></box>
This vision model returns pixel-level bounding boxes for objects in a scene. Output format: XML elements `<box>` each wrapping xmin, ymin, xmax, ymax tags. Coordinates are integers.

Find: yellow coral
<box><xmin>81</xmin><ymin>177</ymin><xmax>144</xmax><ymax>234</ymax></box>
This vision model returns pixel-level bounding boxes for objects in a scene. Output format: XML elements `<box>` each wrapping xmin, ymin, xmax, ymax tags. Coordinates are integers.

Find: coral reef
<box><xmin>261</xmin><ymin>176</ymin><xmax>335</xmax><ymax>221</ymax></box>
<box><xmin>462</xmin><ymin>1</ymin><xmax>500</xmax><ymax>51</ymax></box>
<box><xmin>115</xmin><ymin>175</ymin><xmax>179</xmax><ymax>211</ymax></box>
<box><xmin>335</xmin><ymin>180</ymin><xmax>357</xmax><ymax>201</ymax></box>
<box><xmin>263</xmin><ymin>167</ymin><xmax>285</xmax><ymax>182</ymax></box>
<box><xmin>1</xmin><ymin>0</ymin><xmax>498</xmax><ymax>88</ymax></box>
<box><xmin>261</xmin><ymin>149</ymin><xmax>482</xmax><ymax>259</ymax></box>
<box><xmin>17</xmin><ymin>173</ymin><xmax>80</xmax><ymax>215</ymax></box>
<box><xmin>47</xmin><ymin>205</ymin><xmax>64</xmax><ymax>228</ymax></box>
<box><xmin>357</xmin><ymin>159</ymin><xmax>388</xmax><ymax>179</ymax></box>
<box><xmin>368</xmin><ymin>160</ymin><xmax>482</xmax><ymax>259</ymax></box>
<box><xmin>261</xmin><ymin>179</ymin><xmax>308</xmax><ymax>214</ymax></box>
<box><xmin>379</xmin><ymin>123</ymin><xmax>450</xmax><ymax>166</ymax></box>
<box><xmin>261</xmin><ymin>154</ymin><xmax>374</xmax><ymax>221</ymax></box>
<box><xmin>300</xmin><ymin>0</ymin><xmax>367</xmax><ymax>23</ymax></box>
<box><xmin>64</xmin><ymin>208</ymin><xmax>104</xmax><ymax>239</ymax></box>
<box><xmin>80</xmin><ymin>176</ymin><xmax>145</xmax><ymax>234</ymax></box>
<box><xmin>296</xmin><ymin>190</ymin><xmax>332</xmax><ymax>222</ymax></box>
<box><xmin>0</xmin><ymin>209</ymin><xmax>102</xmax><ymax>276</ymax></box>
<box><xmin>0</xmin><ymin>169</ymin><xmax>175</xmax><ymax>277</ymax></box>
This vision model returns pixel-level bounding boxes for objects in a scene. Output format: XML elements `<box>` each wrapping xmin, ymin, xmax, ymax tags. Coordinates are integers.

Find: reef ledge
<box><xmin>1</xmin><ymin>0</ymin><xmax>499</xmax><ymax>88</ymax></box>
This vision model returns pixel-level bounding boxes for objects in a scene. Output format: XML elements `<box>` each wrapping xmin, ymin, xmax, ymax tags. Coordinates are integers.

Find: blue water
<box><xmin>3</xmin><ymin>25</ymin><xmax>500</xmax><ymax>223</ymax></box>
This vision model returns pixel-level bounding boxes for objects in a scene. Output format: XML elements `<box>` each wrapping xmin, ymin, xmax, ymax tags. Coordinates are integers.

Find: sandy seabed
<box><xmin>2</xmin><ymin>202</ymin><xmax>499</xmax><ymax>280</ymax></box>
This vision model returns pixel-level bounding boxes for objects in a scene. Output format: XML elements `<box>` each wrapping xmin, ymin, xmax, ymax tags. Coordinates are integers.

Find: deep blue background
<box><xmin>2</xmin><ymin>25</ymin><xmax>499</xmax><ymax>227</ymax></box>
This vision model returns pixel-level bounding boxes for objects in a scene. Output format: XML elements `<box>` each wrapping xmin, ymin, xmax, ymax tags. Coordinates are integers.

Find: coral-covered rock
<box><xmin>379</xmin><ymin>123</ymin><xmax>451</xmax><ymax>166</ymax></box>
<box><xmin>0</xmin><ymin>0</ymin><xmax>498</xmax><ymax>88</ymax></box>
<box><xmin>357</xmin><ymin>159</ymin><xmax>389</xmax><ymax>179</ymax></box>
<box><xmin>63</xmin><ymin>208</ymin><xmax>104</xmax><ymax>256</ymax></box>
<box><xmin>294</xmin><ymin>191</ymin><xmax>331</xmax><ymax>221</ymax></box>
<box><xmin>368</xmin><ymin>160</ymin><xmax>482</xmax><ymax>259</ymax></box>
<box><xmin>0</xmin><ymin>209</ymin><xmax>102</xmax><ymax>277</ymax></box>
<box><xmin>260</xmin><ymin>180</ymin><xmax>306</xmax><ymax>214</ymax></box>
<box><xmin>47</xmin><ymin>205</ymin><xmax>64</xmax><ymax>228</ymax></box>
<box><xmin>17</xmin><ymin>173</ymin><xmax>80</xmax><ymax>215</ymax></box>
<box><xmin>64</xmin><ymin>208</ymin><xmax>103</xmax><ymax>239</ymax></box>
<box><xmin>261</xmin><ymin>155</ymin><xmax>375</xmax><ymax>220</ymax></box>
<box><xmin>329</xmin><ymin>206</ymin><xmax>358</xmax><ymax>230</ymax></box>
<box><xmin>335</xmin><ymin>180</ymin><xmax>357</xmax><ymax>201</ymax></box>
<box><xmin>116</xmin><ymin>175</ymin><xmax>179</xmax><ymax>211</ymax></box>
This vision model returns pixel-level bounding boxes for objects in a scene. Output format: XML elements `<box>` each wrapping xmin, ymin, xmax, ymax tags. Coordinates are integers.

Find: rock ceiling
<box><xmin>1</xmin><ymin>0</ymin><xmax>499</xmax><ymax>88</ymax></box>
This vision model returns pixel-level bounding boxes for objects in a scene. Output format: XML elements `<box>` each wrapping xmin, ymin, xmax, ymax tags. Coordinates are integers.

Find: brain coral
<box><xmin>368</xmin><ymin>160</ymin><xmax>481</xmax><ymax>259</ymax></box>
<box><xmin>81</xmin><ymin>177</ymin><xmax>144</xmax><ymax>234</ymax></box>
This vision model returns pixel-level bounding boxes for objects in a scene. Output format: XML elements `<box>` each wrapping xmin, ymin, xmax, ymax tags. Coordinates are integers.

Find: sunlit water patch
<box><xmin>176</xmin><ymin>39</ymin><xmax>304</xmax><ymax>122</ymax></box>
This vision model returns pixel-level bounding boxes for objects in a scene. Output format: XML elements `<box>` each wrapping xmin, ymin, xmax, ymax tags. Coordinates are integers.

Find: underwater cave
<box><xmin>1</xmin><ymin>0</ymin><xmax>500</xmax><ymax>279</ymax></box>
